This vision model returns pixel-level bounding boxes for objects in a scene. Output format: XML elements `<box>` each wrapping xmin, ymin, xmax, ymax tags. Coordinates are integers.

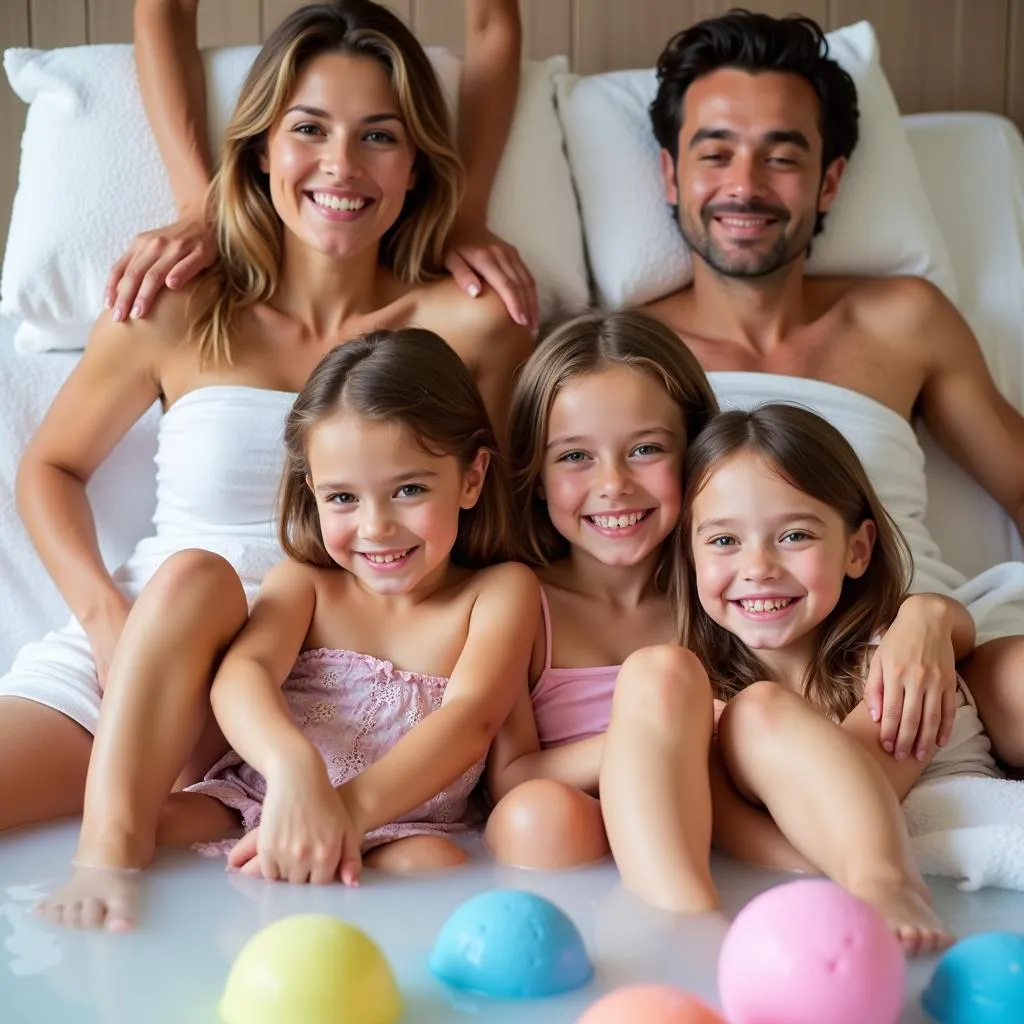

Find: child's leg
<box><xmin>364</xmin><ymin>835</ymin><xmax>469</xmax><ymax>874</ymax></box>
<box><xmin>36</xmin><ymin>792</ymin><xmax>239</xmax><ymax>931</ymax></box>
<box><xmin>485</xmin><ymin>778</ymin><xmax>610</xmax><ymax>869</ymax></box>
<box><xmin>719</xmin><ymin>682</ymin><xmax>951</xmax><ymax>955</ymax></box>
<box><xmin>959</xmin><ymin>635</ymin><xmax>1024</xmax><ymax>769</ymax></box>
<box><xmin>599</xmin><ymin>646</ymin><xmax>718</xmax><ymax>914</ymax></box>
<box><xmin>73</xmin><ymin>550</ymin><xmax>247</xmax><ymax>873</ymax></box>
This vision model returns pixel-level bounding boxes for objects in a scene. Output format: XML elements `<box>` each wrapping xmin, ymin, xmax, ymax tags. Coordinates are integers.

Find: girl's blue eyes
<box><xmin>327</xmin><ymin>485</ymin><xmax>425</xmax><ymax>504</ymax></box>
<box><xmin>557</xmin><ymin>444</ymin><xmax>664</xmax><ymax>463</ymax></box>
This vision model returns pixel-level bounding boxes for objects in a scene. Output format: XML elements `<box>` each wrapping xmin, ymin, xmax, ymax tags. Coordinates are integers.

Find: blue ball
<box><xmin>922</xmin><ymin>931</ymin><xmax>1024</xmax><ymax>1023</ymax></box>
<box><xmin>429</xmin><ymin>889</ymin><xmax>593</xmax><ymax>999</ymax></box>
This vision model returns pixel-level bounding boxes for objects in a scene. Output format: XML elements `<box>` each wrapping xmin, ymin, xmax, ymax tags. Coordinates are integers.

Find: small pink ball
<box><xmin>718</xmin><ymin>879</ymin><xmax>905</xmax><ymax>1024</ymax></box>
<box><xmin>577</xmin><ymin>985</ymin><xmax>726</xmax><ymax>1023</ymax></box>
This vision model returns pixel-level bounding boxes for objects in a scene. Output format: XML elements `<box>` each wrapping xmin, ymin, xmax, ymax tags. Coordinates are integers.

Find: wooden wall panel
<box><xmin>1010</xmin><ymin>0</ymin><xmax>1024</xmax><ymax>125</ymax></box>
<box><xmin>951</xmin><ymin>0</ymin><xmax>1010</xmax><ymax>112</ymax></box>
<box><xmin>88</xmin><ymin>0</ymin><xmax>134</xmax><ymax>43</ymax></box>
<box><xmin>28</xmin><ymin>0</ymin><xmax>87</xmax><ymax>47</ymax></box>
<box><xmin>522</xmin><ymin>0</ymin><xmax>572</xmax><ymax>59</ymax></box>
<box><xmin>410</xmin><ymin>0</ymin><xmax>466</xmax><ymax>49</ymax></box>
<box><xmin>696</xmin><ymin>0</ymin><xmax>829</xmax><ymax>25</ymax></box>
<box><xmin>0</xmin><ymin>1</ymin><xmax>30</xmax><ymax>267</ymax></box>
<box><xmin>831</xmin><ymin>0</ymin><xmax>955</xmax><ymax>112</ymax></box>
<box><xmin>572</xmin><ymin>0</ymin><xmax>701</xmax><ymax>73</ymax></box>
<box><xmin>197</xmin><ymin>0</ymin><xmax>261</xmax><ymax>46</ymax></box>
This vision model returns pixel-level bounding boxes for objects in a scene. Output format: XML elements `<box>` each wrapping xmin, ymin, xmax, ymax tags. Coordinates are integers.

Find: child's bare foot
<box><xmin>848</xmin><ymin>876</ymin><xmax>953</xmax><ymax>956</ymax></box>
<box><xmin>35</xmin><ymin>864</ymin><xmax>142</xmax><ymax>932</ymax></box>
<box><xmin>34</xmin><ymin>832</ymin><xmax>154</xmax><ymax>932</ymax></box>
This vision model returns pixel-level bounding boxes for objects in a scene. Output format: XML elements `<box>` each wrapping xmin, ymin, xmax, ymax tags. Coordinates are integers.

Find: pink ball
<box><xmin>718</xmin><ymin>879</ymin><xmax>905</xmax><ymax>1024</ymax></box>
<box><xmin>577</xmin><ymin>985</ymin><xmax>726</xmax><ymax>1023</ymax></box>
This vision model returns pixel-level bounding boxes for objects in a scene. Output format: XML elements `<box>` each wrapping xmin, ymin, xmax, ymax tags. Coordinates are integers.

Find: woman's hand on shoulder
<box><xmin>443</xmin><ymin>216</ymin><xmax>538</xmax><ymax>331</ymax></box>
<box><xmin>104</xmin><ymin>213</ymin><xmax>216</xmax><ymax>324</ymax></box>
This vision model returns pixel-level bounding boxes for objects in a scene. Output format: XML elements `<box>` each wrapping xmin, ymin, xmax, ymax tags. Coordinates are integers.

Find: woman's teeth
<box><xmin>312</xmin><ymin>192</ymin><xmax>367</xmax><ymax>211</ymax></box>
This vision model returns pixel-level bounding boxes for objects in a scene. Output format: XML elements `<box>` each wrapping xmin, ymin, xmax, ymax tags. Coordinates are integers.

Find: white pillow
<box><xmin>555</xmin><ymin>21</ymin><xmax>958</xmax><ymax>310</ymax></box>
<box><xmin>0</xmin><ymin>45</ymin><xmax>589</xmax><ymax>351</ymax></box>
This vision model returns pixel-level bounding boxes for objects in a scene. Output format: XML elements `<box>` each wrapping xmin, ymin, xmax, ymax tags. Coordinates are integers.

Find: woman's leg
<box><xmin>364</xmin><ymin>835</ymin><xmax>469</xmax><ymax>873</ymax></box>
<box><xmin>484</xmin><ymin>777</ymin><xmax>610</xmax><ymax>869</ymax></box>
<box><xmin>0</xmin><ymin>697</ymin><xmax>93</xmax><ymax>830</ymax></box>
<box><xmin>959</xmin><ymin>635</ymin><xmax>1024</xmax><ymax>770</ymax></box>
<box><xmin>719</xmin><ymin>682</ymin><xmax>951</xmax><ymax>955</ymax></box>
<box><xmin>599</xmin><ymin>645</ymin><xmax>718</xmax><ymax>914</ymax></box>
<box><xmin>36</xmin><ymin>792</ymin><xmax>239</xmax><ymax>931</ymax></box>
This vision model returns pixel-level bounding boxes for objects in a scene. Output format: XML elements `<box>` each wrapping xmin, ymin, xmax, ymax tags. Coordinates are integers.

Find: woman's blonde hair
<box><xmin>507</xmin><ymin>310</ymin><xmax>719</xmax><ymax>594</ymax></box>
<box><xmin>191</xmin><ymin>0</ymin><xmax>462</xmax><ymax>364</ymax></box>
<box><xmin>280</xmin><ymin>328</ymin><xmax>512</xmax><ymax>570</ymax></box>
<box><xmin>679</xmin><ymin>403</ymin><xmax>912</xmax><ymax>720</ymax></box>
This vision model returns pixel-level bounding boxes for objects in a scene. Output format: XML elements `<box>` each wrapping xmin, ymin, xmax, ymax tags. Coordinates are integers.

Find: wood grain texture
<box><xmin>572</xmin><ymin>0</ymin><xmax>701</xmax><ymax>73</ymax></box>
<box><xmin>197</xmin><ymin>0</ymin><xmax>261</xmax><ymax>46</ymax></box>
<box><xmin>1009</xmin><ymin>0</ymin><xmax>1024</xmax><ymax>124</ymax></box>
<box><xmin>0</xmin><ymin>0</ymin><xmax>31</xmax><ymax>263</ymax></box>
<box><xmin>28</xmin><ymin>0</ymin><xmax>87</xmax><ymax>47</ymax></box>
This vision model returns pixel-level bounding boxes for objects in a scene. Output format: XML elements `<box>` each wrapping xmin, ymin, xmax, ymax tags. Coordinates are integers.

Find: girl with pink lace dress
<box><xmin>38</xmin><ymin>328</ymin><xmax>538</xmax><ymax>926</ymax></box>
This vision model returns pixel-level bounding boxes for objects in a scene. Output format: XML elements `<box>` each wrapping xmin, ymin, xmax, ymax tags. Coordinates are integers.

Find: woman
<box><xmin>109</xmin><ymin>0</ymin><xmax>538</xmax><ymax>329</ymax></box>
<box><xmin>0</xmin><ymin>0</ymin><xmax>532</xmax><ymax>850</ymax></box>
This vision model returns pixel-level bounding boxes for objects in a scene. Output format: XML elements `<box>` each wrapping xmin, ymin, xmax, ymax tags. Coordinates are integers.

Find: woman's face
<box><xmin>261</xmin><ymin>50</ymin><xmax>418</xmax><ymax>261</ymax></box>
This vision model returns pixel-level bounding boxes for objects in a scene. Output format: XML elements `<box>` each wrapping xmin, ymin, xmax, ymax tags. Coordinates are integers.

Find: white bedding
<box><xmin>0</xmin><ymin>112</ymin><xmax>1022</xmax><ymax>671</ymax></box>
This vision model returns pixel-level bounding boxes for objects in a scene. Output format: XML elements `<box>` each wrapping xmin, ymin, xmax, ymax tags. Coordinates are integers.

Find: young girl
<box><xmin>676</xmin><ymin>403</ymin><xmax>987</xmax><ymax>953</ymax></box>
<box><xmin>37</xmin><ymin>328</ymin><xmax>539</xmax><ymax>929</ymax></box>
<box><xmin>483</xmin><ymin>311</ymin><xmax>722</xmax><ymax>895</ymax></box>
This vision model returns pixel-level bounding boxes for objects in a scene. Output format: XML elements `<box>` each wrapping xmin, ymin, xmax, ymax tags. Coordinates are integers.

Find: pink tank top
<box><xmin>531</xmin><ymin>588</ymin><xmax>620</xmax><ymax>749</ymax></box>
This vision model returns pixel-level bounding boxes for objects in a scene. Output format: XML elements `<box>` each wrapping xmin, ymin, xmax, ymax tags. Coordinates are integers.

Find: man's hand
<box><xmin>864</xmin><ymin>599</ymin><xmax>958</xmax><ymax>762</ymax></box>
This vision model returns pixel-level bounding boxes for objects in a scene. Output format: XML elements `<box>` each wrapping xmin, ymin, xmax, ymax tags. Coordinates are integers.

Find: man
<box><xmin>642</xmin><ymin>11</ymin><xmax>1024</xmax><ymax>767</ymax></box>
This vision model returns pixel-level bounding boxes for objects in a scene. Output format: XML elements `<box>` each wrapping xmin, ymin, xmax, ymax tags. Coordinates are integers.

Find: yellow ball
<box><xmin>219</xmin><ymin>914</ymin><xmax>403</xmax><ymax>1024</ymax></box>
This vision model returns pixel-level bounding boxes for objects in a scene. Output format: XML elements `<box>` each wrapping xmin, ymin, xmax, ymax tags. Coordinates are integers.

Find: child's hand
<box><xmin>864</xmin><ymin>601</ymin><xmax>958</xmax><ymax>762</ymax></box>
<box><xmin>234</xmin><ymin>762</ymin><xmax>363</xmax><ymax>885</ymax></box>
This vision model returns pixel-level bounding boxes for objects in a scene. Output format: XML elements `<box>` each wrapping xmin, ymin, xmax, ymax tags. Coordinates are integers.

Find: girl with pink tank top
<box><xmin>483</xmin><ymin>311</ymin><xmax>719</xmax><ymax>871</ymax></box>
<box><xmin>37</xmin><ymin>329</ymin><xmax>539</xmax><ymax>932</ymax></box>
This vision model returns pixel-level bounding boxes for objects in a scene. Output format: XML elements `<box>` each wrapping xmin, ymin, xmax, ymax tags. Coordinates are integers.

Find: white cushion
<box><xmin>555</xmin><ymin>21</ymin><xmax>958</xmax><ymax>309</ymax></box>
<box><xmin>0</xmin><ymin>45</ymin><xmax>588</xmax><ymax>351</ymax></box>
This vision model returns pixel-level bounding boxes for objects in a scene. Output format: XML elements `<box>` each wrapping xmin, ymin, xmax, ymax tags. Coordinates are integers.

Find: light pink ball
<box><xmin>577</xmin><ymin>985</ymin><xmax>726</xmax><ymax>1023</ymax></box>
<box><xmin>718</xmin><ymin>879</ymin><xmax>905</xmax><ymax>1024</ymax></box>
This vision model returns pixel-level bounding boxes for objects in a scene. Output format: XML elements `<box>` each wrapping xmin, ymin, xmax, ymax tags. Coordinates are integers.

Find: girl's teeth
<box><xmin>365</xmin><ymin>549</ymin><xmax>410</xmax><ymax>564</ymax></box>
<box><xmin>312</xmin><ymin>192</ymin><xmax>367</xmax><ymax>211</ymax></box>
<box><xmin>740</xmin><ymin>598</ymin><xmax>794</xmax><ymax>612</ymax></box>
<box><xmin>590</xmin><ymin>511</ymin><xmax>646</xmax><ymax>529</ymax></box>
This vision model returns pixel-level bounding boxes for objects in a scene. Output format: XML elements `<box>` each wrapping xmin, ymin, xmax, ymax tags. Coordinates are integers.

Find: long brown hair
<box><xmin>280</xmin><ymin>329</ymin><xmax>512</xmax><ymax>569</ymax></box>
<box><xmin>679</xmin><ymin>404</ymin><xmax>911</xmax><ymax>720</ymax></box>
<box><xmin>190</xmin><ymin>0</ymin><xmax>462</xmax><ymax>364</ymax></box>
<box><xmin>508</xmin><ymin>310</ymin><xmax>719</xmax><ymax>594</ymax></box>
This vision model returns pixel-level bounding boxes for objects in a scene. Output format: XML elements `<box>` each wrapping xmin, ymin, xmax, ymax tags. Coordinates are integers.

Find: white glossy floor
<box><xmin>2</xmin><ymin>820</ymin><xmax>1023</xmax><ymax>1023</ymax></box>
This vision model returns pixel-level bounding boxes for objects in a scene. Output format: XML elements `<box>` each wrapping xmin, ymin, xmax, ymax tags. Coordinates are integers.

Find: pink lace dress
<box><xmin>186</xmin><ymin>648</ymin><xmax>485</xmax><ymax>852</ymax></box>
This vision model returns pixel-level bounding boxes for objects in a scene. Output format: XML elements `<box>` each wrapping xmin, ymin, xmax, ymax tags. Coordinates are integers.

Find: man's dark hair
<box><xmin>650</xmin><ymin>9</ymin><xmax>860</xmax><ymax>175</ymax></box>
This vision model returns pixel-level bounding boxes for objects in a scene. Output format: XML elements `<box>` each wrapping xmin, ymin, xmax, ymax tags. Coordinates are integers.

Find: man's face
<box><xmin>663</xmin><ymin>68</ymin><xmax>844</xmax><ymax>279</ymax></box>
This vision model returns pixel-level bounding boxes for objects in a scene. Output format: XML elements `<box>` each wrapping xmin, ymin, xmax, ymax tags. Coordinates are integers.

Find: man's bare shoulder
<box><xmin>819</xmin><ymin>274</ymin><xmax>950</xmax><ymax>333</ymax></box>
